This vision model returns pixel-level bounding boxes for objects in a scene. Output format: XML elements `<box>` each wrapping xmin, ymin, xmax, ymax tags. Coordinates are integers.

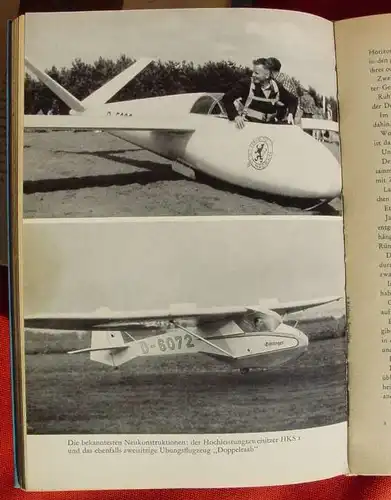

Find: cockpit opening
<box><xmin>190</xmin><ymin>94</ymin><xmax>227</xmax><ymax>118</ymax></box>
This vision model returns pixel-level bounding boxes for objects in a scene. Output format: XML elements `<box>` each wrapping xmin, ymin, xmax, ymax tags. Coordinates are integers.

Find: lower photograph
<box><xmin>22</xmin><ymin>215</ymin><xmax>346</xmax><ymax>436</ymax></box>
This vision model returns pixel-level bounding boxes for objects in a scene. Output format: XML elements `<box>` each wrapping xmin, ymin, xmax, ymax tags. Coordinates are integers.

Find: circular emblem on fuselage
<box><xmin>248</xmin><ymin>136</ymin><xmax>273</xmax><ymax>170</ymax></box>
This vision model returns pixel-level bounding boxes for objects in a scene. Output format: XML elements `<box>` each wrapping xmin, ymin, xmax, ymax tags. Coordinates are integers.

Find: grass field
<box><xmin>22</xmin><ymin>130</ymin><xmax>345</xmax><ymax>435</ymax></box>
<box><xmin>25</xmin><ymin>317</ymin><xmax>346</xmax><ymax>435</ymax></box>
<box><xmin>23</xmin><ymin>131</ymin><xmax>342</xmax><ymax>218</ymax></box>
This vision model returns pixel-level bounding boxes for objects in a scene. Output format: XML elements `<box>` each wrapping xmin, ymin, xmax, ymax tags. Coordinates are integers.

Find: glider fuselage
<box><xmin>77</xmin><ymin>94</ymin><xmax>341</xmax><ymax>200</ymax></box>
<box><xmin>89</xmin><ymin>321</ymin><xmax>309</xmax><ymax>371</ymax></box>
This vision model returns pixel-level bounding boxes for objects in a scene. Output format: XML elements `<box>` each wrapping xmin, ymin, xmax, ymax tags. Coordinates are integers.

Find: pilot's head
<box><xmin>253</xmin><ymin>313</ymin><xmax>281</xmax><ymax>332</ymax></box>
<box><xmin>252</xmin><ymin>58</ymin><xmax>270</xmax><ymax>84</ymax></box>
<box><xmin>266</xmin><ymin>57</ymin><xmax>282</xmax><ymax>77</ymax></box>
<box><xmin>254</xmin><ymin>316</ymin><xmax>266</xmax><ymax>331</ymax></box>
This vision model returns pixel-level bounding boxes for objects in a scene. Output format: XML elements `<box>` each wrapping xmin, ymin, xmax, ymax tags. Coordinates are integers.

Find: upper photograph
<box><xmin>22</xmin><ymin>8</ymin><xmax>341</xmax><ymax>218</ymax></box>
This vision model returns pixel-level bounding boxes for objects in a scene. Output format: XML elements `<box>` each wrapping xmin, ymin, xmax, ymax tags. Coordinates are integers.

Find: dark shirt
<box><xmin>222</xmin><ymin>77</ymin><xmax>298</xmax><ymax>122</ymax></box>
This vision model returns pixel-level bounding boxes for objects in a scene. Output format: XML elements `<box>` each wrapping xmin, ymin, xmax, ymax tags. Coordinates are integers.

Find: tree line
<box><xmin>24</xmin><ymin>54</ymin><xmax>338</xmax><ymax>120</ymax></box>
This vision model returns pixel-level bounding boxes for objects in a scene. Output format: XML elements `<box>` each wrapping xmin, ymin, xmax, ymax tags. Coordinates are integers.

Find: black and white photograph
<box><xmin>23</xmin><ymin>215</ymin><xmax>346</xmax><ymax>435</ymax></box>
<box><xmin>23</xmin><ymin>8</ymin><xmax>341</xmax><ymax>218</ymax></box>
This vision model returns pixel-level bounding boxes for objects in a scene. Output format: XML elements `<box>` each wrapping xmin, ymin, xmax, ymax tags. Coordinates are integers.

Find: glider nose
<box><xmin>309</xmin><ymin>162</ymin><xmax>341</xmax><ymax>199</ymax></box>
<box><xmin>292</xmin><ymin>328</ymin><xmax>309</xmax><ymax>360</ymax></box>
<box><xmin>249</xmin><ymin>125</ymin><xmax>342</xmax><ymax>200</ymax></box>
<box><xmin>295</xmin><ymin>144</ymin><xmax>341</xmax><ymax>200</ymax></box>
<box><xmin>310</xmin><ymin>142</ymin><xmax>341</xmax><ymax>199</ymax></box>
<box><xmin>329</xmin><ymin>168</ymin><xmax>342</xmax><ymax>197</ymax></box>
<box><xmin>297</xmin><ymin>330</ymin><xmax>309</xmax><ymax>349</ymax></box>
<box><xmin>329</xmin><ymin>174</ymin><xmax>342</xmax><ymax>199</ymax></box>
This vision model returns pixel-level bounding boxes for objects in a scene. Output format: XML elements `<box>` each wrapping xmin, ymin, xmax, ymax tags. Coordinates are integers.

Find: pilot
<box><xmin>266</xmin><ymin>57</ymin><xmax>298</xmax><ymax>98</ymax></box>
<box><xmin>253</xmin><ymin>312</ymin><xmax>281</xmax><ymax>332</ymax></box>
<box><xmin>254</xmin><ymin>316</ymin><xmax>266</xmax><ymax>331</ymax></box>
<box><xmin>222</xmin><ymin>58</ymin><xmax>298</xmax><ymax>129</ymax></box>
<box><xmin>266</xmin><ymin>57</ymin><xmax>299</xmax><ymax>122</ymax></box>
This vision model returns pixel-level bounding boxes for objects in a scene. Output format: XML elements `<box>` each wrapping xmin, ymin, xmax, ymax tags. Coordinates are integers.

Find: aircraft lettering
<box><xmin>265</xmin><ymin>340</ymin><xmax>284</xmax><ymax>347</ymax></box>
<box><xmin>184</xmin><ymin>334</ymin><xmax>195</xmax><ymax>348</ymax></box>
<box><xmin>158</xmin><ymin>334</ymin><xmax>195</xmax><ymax>351</ymax></box>
<box><xmin>158</xmin><ymin>338</ymin><xmax>168</xmax><ymax>351</ymax></box>
<box><xmin>106</xmin><ymin>111</ymin><xmax>132</xmax><ymax>117</ymax></box>
<box><xmin>139</xmin><ymin>334</ymin><xmax>195</xmax><ymax>354</ymax></box>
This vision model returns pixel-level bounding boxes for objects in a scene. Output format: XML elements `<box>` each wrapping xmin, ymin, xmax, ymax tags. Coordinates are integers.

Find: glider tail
<box><xmin>68</xmin><ymin>330</ymin><xmax>138</xmax><ymax>368</ymax></box>
<box><xmin>25</xmin><ymin>57</ymin><xmax>86</xmax><ymax>113</ymax></box>
<box><xmin>89</xmin><ymin>331</ymin><xmax>127</xmax><ymax>367</ymax></box>
<box><xmin>80</xmin><ymin>58</ymin><xmax>154</xmax><ymax>109</ymax></box>
<box><xmin>25</xmin><ymin>56</ymin><xmax>153</xmax><ymax>114</ymax></box>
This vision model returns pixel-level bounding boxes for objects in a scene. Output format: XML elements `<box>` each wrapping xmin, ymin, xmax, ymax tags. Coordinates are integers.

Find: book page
<box><xmin>335</xmin><ymin>13</ymin><xmax>391</xmax><ymax>475</ymax></box>
<box><xmin>18</xmin><ymin>8</ymin><xmax>347</xmax><ymax>490</ymax></box>
<box><xmin>0</xmin><ymin>1</ymin><xmax>20</xmax><ymax>266</ymax></box>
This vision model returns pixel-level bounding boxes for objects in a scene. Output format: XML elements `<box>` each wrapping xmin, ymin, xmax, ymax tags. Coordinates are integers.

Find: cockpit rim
<box><xmin>189</xmin><ymin>92</ymin><xmax>228</xmax><ymax>118</ymax></box>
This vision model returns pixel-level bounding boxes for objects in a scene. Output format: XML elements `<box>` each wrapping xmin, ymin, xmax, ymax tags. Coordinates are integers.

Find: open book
<box><xmin>5</xmin><ymin>5</ymin><xmax>388</xmax><ymax>491</ymax></box>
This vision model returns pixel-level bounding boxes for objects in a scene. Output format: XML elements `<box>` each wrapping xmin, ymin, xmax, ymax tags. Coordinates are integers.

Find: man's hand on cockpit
<box><xmin>234</xmin><ymin>116</ymin><xmax>246</xmax><ymax>129</ymax></box>
<box><xmin>287</xmin><ymin>113</ymin><xmax>294</xmax><ymax>125</ymax></box>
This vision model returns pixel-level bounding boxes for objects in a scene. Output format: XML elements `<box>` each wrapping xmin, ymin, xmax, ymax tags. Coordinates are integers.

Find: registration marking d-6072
<box><xmin>139</xmin><ymin>334</ymin><xmax>196</xmax><ymax>355</ymax></box>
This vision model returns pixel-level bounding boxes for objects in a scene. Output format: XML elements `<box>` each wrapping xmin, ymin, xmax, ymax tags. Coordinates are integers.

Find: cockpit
<box><xmin>253</xmin><ymin>313</ymin><xmax>282</xmax><ymax>332</ymax></box>
<box><xmin>189</xmin><ymin>93</ymin><xmax>227</xmax><ymax>118</ymax></box>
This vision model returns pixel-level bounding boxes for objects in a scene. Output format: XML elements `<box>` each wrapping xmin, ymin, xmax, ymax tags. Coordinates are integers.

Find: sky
<box><xmin>24</xmin><ymin>8</ymin><xmax>337</xmax><ymax>98</ymax></box>
<box><xmin>23</xmin><ymin>216</ymin><xmax>345</xmax><ymax>316</ymax></box>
